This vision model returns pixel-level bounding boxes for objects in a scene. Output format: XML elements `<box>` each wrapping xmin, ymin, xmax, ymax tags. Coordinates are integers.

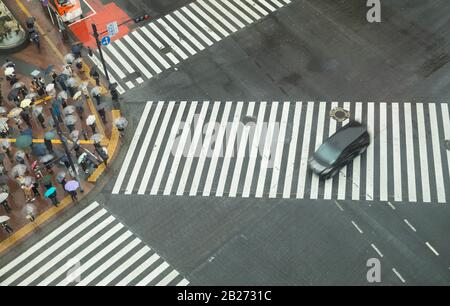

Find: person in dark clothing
<box><xmin>20</xmin><ymin>111</ymin><xmax>32</xmax><ymax>128</ymax></box>
<box><xmin>97</xmin><ymin>108</ymin><xmax>107</xmax><ymax>123</ymax></box>
<box><xmin>31</xmin><ymin>182</ymin><xmax>40</xmax><ymax>197</ymax></box>
<box><xmin>92</xmin><ymin>70</ymin><xmax>100</xmax><ymax>86</ymax></box>
<box><xmin>76</xmin><ymin>104</ymin><xmax>84</xmax><ymax>120</ymax></box>
<box><xmin>1</xmin><ymin>200</ymin><xmax>11</xmax><ymax>213</ymax></box>
<box><xmin>51</xmin><ymin>71</ymin><xmax>58</xmax><ymax>85</ymax></box>
<box><xmin>1</xmin><ymin>221</ymin><xmax>13</xmax><ymax>233</ymax></box>
<box><xmin>49</xmin><ymin>192</ymin><xmax>59</xmax><ymax>207</ymax></box>
<box><xmin>68</xmin><ymin>190</ymin><xmax>78</xmax><ymax>202</ymax></box>
<box><xmin>93</xmin><ymin>93</ymin><xmax>101</xmax><ymax>105</ymax></box>
<box><xmin>36</xmin><ymin>112</ymin><xmax>46</xmax><ymax>128</ymax></box>
<box><xmin>89</xmin><ymin>122</ymin><xmax>96</xmax><ymax>134</ymax></box>
<box><xmin>44</xmin><ymin>138</ymin><xmax>53</xmax><ymax>153</ymax></box>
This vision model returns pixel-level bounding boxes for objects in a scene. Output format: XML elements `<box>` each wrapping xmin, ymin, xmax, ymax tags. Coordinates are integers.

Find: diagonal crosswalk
<box><xmin>112</xmin><ymin>101</ymin><xmax>450</xmax><ymax>204</ymax></box>
<box><xmin>90</xmin><ymin>0</ymin><xmax>292</xmax><ymax>93</ymax></box>
<box><xmin>0</xmin><ymin>202</ymin><xmax>189</xmax><ymax>286</ymax></box>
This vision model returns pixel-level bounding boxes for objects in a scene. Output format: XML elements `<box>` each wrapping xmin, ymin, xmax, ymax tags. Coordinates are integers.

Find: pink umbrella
<box><xmin>64</xmin><ymin>180</ymin><xmax>80</xmax><ymax>192</ymax></box>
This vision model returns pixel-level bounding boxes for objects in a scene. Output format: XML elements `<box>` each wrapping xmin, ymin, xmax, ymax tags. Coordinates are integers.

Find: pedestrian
<box><xmin>76</xmin><ymin>104</ymin><xmax>84</xmax><ymax>120</ymax></box>
<box><xmin>20</xmin><ymin>111</ymin><xmax>32</xmax><ymax>128</ymax></box>
<box><xmin>52</xmin><ymin>101</ymin><xmax>63</xmax><ymax>123</ymax></box>
<box><xmin>96</xmin><ymin>145</ymin><xmax>109</xmax><ymax>166</ymax></box>
<box><xmin>88</xmin><ymin>122</ymin><xmax>96</xmax><ymax>134</ymax></box>
<box><xmin>109</xmin><ymin>84</ymin><xmax>119</xmax><ymax>102</ymax></box>
<box><xmin>36</xmin><ymin>112</ymin><xmax>46</xmax><ymax>128</ymax></box>
<box><xmin>97</xmin><ymin>108</ymin><xmax>107</xmax><ymax>123</ymax></box>
<box><xmin>51</xmin><ymin>71</ymin><xmax>58</xmax><ymax>85</ymax></box>
<box><xmin>74</xmin><ymin>58</ymin><xmax>84</xmax><ymax>73</ymax></box>
<box><xmin>44</xmin><ymin>138</ymin><xmax>53</xmax><ymax>153</ymax></box>
<box><xmin>1</xmin><ymin>142</ymin><xmax>11</xmax><ymax>160</ymax></box>
<box><xmin>48</xmin><ymin>192</ymin><xmax>59</xmax><ymax>207</ymax></box>
<box><xmin>68</xmin><ymin>190</ymin><xmax>78</xmax><ymax>202</ymax></box>
<box><xmin>43</xmin><ymin>178</ymin><xmax>53</xmax><ymax>190</ymax></box>
<box><xmin>22</xmin><ymin>185</ymin><xmax>35</xmax><ymax>203</ymax></box>
<box><xmin>26</xmin><ymin>213</ymin><xmax>36</xmax><ymax>222</ymax></box>
<box><xmin>1</xmin><ymin>219</ymin><xmax>13</xmax><ymax>234</ymax></box>
<box><xmin>92</xmin><ymin>69</ymin><xmax>100</xmax><ymax>86</ymax></box>
<box><xmin>1</xmin><ymin>199</ymin><xmax>11</xmax><ymax>214</ymax></box>
<box><xmin>93</xmin><ymin>93</ymin><xmax>101</xmax><ymax>105</ymax></box>
<box><xmin>31</xmin><ymin>181</ymin><xmax>40</xmax><ymax>197</ymax></box>
<box><xmin>67</xmin><ymin>123</ymin><xmax>75</xmax><ymax>133</ymax></box>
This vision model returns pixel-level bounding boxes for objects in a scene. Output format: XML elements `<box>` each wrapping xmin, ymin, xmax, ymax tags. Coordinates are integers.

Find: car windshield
<box><xmin>314</xmin><ymin>142</ymin><xmax>341</xmax><ymax>165</ymax></box>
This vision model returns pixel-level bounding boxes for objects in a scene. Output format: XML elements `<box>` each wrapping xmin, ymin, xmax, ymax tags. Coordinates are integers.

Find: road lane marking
<box><xmin>392</xmin><ymin>268</ymin><xmax>406</xmax><ymax>283</ymax></box>
<box><xmin>403</xmin><ymin>219</ymin><xmax>417</xmax><ymax>232</ymax></box>
<box><xmin>334</xmin><ymin>200</ymin><xmax>344</xmax><ymax>212</ymax></box>
<box><xmin>296</xmin><ymin>102</ymin><xmax>315</xmax><ymax>199</ymax></box>
<box><xmin>158</xmin><ymin>19</ymin><xmax>197</xmax><ymax>56</ymax></box>
<box><xmin>243</xmin><ymin>102</ymin><xmax>267</xmax><ymax>197</ymax></box>
<box><xmin>416</xmin><ymin>104</ymin><xmax>431</xmax><ymax>202</ymax></box>
<box><xmin>351</xmin><ymin>221</ymin><xmax>364</xmax><ymax>234</ymax></box>
<box><xmin>270</xmin><ymin>102</ymin><xmax>290</xmax><ymax>198</ymax></box>
<box><xmin>337</xmin><ymin>102</ymin><xmax>351</xmax><ymax>200</ymax></box>
<box><xmin>165</xmin><ymin>15</ymin><xmax>205</xmax><ymax>51</ymax></box>
<box><xmin>173</xmin><ymin>10</ymin><xmax>213</xmax><ymax>47</ymax></box>
<box><xmin>428</xmin><ymin>103</ymin><xmax>446</xmax><ymax>203</ymax></box>
<box><xmin>379</xmin><ymin>102</ymin><xmax>388</xmax><ymax>201</ymax></box>
<box><xmin>404</xmin><ymin>103</ymin><xmax>417</xmax><ymax>202</ymax></box>
<box><xmin>140</xmin><ymin>26</ymin><xmax>179</xmax><ymax>65</ymax></box>
<box><xmin>351</xmin><ymin>102</ymin><xmax>363</xmax><ymax>201</ymax></box>
<box><xmin>283</xmin><ymin>102</ymin><xmax>302</xmax><ymax>198</ymax></box>
<box><xmin>392</xmin><ymin>103</ymin><xmax>402</xmax><ymax>202</ymax></box>
<box><xmin>365</xmin><ymin>102</ymin><xmax>375</xmax><ymax>200</ymax></box>
<box><xmin>181</xmin><ymin>6</ymin><xmax>222</xmax><ymax>42</ymax></box>
<box><xmin>136</xmin><ymin>262</ymin><xmax>170</xmax><ymax>286</ymax></box>
<box><xmin>116</xmin><ymin>253</ymin><xmax>160</xmax><ymax>286</ymax></box>
<box><xmin>425</xmin><ymin>242</ymin><xmax>439</xmax><ymax>256</ymax></box>
<box><xmin>310</xmin><ymin>102</ymin><xmax>327</xmax><ymax>199</ymax></box>
<box><xmin>324</xmin><ymin>102</ymin><xmax>338</xmax><ymax>200</ymax></box>
<box><xmin>371</xmin><ymin>244</ymin><xmax>384</xmax><ymax>258</ymax></box>
<box><xmin>256</xmin><ymin>102</ymin><xmax>279</xmax><ymax>198</ymax></box>
<box><xmin>190</xmin><ymin>2</ymin><xmax>229</xmax><ymax>37</ymax></box>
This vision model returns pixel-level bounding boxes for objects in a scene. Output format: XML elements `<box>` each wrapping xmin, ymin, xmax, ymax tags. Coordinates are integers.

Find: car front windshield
<box><xmin>314</xmin><ymin>143</ymin><xmax>341</xmax><ymax>165</ymax></box>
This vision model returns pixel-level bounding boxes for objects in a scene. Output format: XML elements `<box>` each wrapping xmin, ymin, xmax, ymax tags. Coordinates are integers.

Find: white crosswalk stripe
<box><xmin>113</xmin><ymin>101</ymin><xmax>450</xmax><ymax>203</ymax></box>
<box><xmin>0</xmin><ymin>202</ymin><xmax>189</xmax><ymax>286</ymax></box>
<box><xmin>91</xmin><ymin>0</ymin><xmax>291</xmax><ymax>91</ymax></box>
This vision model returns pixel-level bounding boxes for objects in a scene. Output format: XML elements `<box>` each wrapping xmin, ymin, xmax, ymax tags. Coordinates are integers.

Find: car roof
<box><xmin>328</xmin><ymin>121</ymin><xmax>367</xmax><ymax>150</ymax></box>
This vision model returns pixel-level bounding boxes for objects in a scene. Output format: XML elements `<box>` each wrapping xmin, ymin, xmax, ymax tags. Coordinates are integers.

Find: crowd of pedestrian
<box><xmin>0</xmin><ymin>40</ymin><xmax>127</xmax><ymax>235</ymax></box>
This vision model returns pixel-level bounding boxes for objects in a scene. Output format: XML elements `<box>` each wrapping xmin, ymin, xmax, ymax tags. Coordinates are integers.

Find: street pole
<box><xmin>50</xmin><ymin>111</ymin><xmax>84</xmax><ymax>193</ymax></box>
<box><xmin>91</xmin><ymin>23</ymin><xmax>110</xmax><ymax>84</ymax></box>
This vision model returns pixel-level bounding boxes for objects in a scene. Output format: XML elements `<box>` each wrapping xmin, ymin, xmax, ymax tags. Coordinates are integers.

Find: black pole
<box><xmin>92</xmin><ymin>23</ymin><xmax>110</xmax><ymax>84</ymax></box>
<box><xmin>50</xmin><ymin>111</ymin><xmax>84</xmax><ymax>193</ymax></box>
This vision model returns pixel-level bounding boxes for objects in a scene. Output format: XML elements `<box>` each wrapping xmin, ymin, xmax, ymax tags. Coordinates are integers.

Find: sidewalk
<box><xmin>0</xmin><ymin>0</ymin><xmax>122</xmax><ymax>246</ymax></box>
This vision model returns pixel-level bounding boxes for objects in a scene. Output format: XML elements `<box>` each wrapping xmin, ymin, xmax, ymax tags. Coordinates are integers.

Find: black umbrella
<box><xmin>7</xmin><ymin>88</ymin><xmax>20</xmax><ymax>101</ymax></box>
<box><xmin>56</xmin><ymin>74</ymin><xmax>69</xmax><ymax>83</ymax></box>
<box><xmin>31</xmin><ymin>143</ymin><xmax>47</xmax><ymax>157</ymax></box>
<box><xmin>71</xmin><ymin>43</ymin><xmax>83</xmax><ymax>56</ymax></box>
<box><xmin>90</xmin><ymin>66</ymin><xmax>99</xmax><ymax>76</ymax></box>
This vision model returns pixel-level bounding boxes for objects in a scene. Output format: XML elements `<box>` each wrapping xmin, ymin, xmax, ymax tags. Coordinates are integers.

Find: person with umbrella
<box><xmin>58</xmin><ymin>91</ymin><xmax>69</xmax><ymax>108</ymax></box>
<box><xmin>45</xmin><ymin>187</ymin><xmax>59</xmax><ymax>207</ymax></box>
<box><xmin>33</xmin><ymin>106</ymin><xmax>46</xmax><ymax>129</ymax></box>
<box><xmin>74</xmin><ymin>57</ymin><xmax>84</xmax><ymax>73</ymax></box>
<box><xmin>56</xmin><ymin>171</ymin><xmax>67</xmax><ymax>186</ymax></box>
<box><xmin>90</xmin><ymin>67</ymin><xmax>100</xmax><ymax>86</ymax></box>
<box><xmin>65</xmin><ymin>180</ymin><xmax>79</xmax><ymax>202</ymax></box>
<box><xmin>52</xmin><ymin>99</ymin><xmax>63</xmax><ymax>123</ymax></box>
<box><xmin>86</xmin><ymin>115</ymin><xmax>96</xmax><ymax>134</ymax></box>
<box><xmin>20</xmin><ymin>110</ymin><xmax>32</xmax><ymax>128</ymax></box>
<box><xmin>44</xmin><ymin>131</ymin><xmax>55</xmax><ymax>153</ymax></box>
<box><xmin>41</xmin><ymin>174</ymin><xmax>53</xmax><ymax>190</ymax></box>
<box><xmin>15</xmin><ymin>134</ymin><xmax>33</xmax><ymax>159</ymax></box>
<box><xmin>75</xmin><ymin>100</ymin><xmax>85</xmax><ymax>120</ymax></box>
<box><xmin>91</xmin><ymin>87</ymin><xmax>102</xmax><ymax>105</ymax></box>
<box><xmin>23</xmin><ymin>203</ymin><xmax>37</xmax><ymax>222</ymax></box>
<box><xmin>0</xmin><ymin>216</ymin><xmax>13</xmax><ymax>234</ymax></box>
<box><xmin>25</xmin><ymin>175</ymin><xmax>40</xmax><ymax>198</ymax></box>
<box><xmin>65</xmin><ymin>115</ymin><xmax>77</xmax><ymax>132</ymax></box>
<box><xmin>109</xmin><ymin>83</ymin><xmax>120</xmax><ymax>102</ymax></box>
<box><xmin>1</xmin><ymin>141</ymin><xmax>11</xmax><ymax>159</ymax></box>
<box><xmin>0</xmin><ymin>193</ymin><xmax>11</xmax><ymax>214</ymax></box>
<box><xmin>97</xmin><ymin>107</ymin><xmax>107</xmax><ymax>124</ymax></box>
<box><xmin>21</xmin><ymin>184</ymin><xmax>35</xmax><ymax>203</ymax></box>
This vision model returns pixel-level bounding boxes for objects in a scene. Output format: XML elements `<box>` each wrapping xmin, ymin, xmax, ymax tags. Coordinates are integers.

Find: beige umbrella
<box><xmin>20</xmin><ymin>99</ymin><xmax>33</xmax><ymax>108</ymax></box>
<box><xmin>8</xmin><ymin>107</ymin><xmax>23</xmax><ymax>118</ymax></box>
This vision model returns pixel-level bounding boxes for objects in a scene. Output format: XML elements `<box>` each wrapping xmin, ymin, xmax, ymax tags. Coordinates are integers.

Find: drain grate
<box><xmin>330</xmin><ymin>107</ymin><xmax>350</xmax><ymax>122</ymax></box>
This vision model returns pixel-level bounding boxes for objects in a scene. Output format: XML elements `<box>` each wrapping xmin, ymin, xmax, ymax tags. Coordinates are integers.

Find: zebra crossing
<box><xmin>91</xmin><ymin>0</ymin><xmax>292</xmax><ymax>93</ymax></box>
<box><xmin>0</xmin><ymin>202</ymin><xmax>189</xmax><ymax>286</ymax></box>
<box><xmin>112</xmin><ymin>101</ymin><xmax>450</xmax><ymax>204</ymax></box>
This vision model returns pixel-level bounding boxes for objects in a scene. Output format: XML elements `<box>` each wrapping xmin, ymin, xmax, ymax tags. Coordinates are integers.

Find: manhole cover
<box><xmin>330</xmin><ymin>107</ymin><xmax>350</xmax><ymax>122</ymax></box>
<box><xmin>445</xmin><ymin>139</ymin><xmax>450</xmax><ymax>150</ymax></box>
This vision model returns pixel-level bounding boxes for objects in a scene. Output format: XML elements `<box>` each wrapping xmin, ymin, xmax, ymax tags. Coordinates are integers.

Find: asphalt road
<box><xmin>1</xmin><ymin>0</ymin><xmax>450</xmax><ymax>285</ymax></box>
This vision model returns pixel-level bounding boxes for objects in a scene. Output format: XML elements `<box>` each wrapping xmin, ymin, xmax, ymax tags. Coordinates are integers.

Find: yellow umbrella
<box><xmin>8</xmin><ymin>107</ymin><xmax>23</xmax><ymax>118</ymax></box>
<box><xmin>20</xmin><ymin>99</ymin><xmax>33</xmax><ymax>108</ymax></box>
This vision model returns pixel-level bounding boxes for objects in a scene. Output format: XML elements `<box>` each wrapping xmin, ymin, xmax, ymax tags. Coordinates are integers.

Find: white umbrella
<box><xmin>23</xmin><ymin>176</ymin><xmax>35</xmax><ymax>186</ymax></box>
<box><xmin>20</xmin><ymin>99</ymin><xmax>33</xmax><ymax>108</ymax></box>
<box><xmin>25</xmin><ymin>93</ymin><xmax>39</xmax><ymax>100</ymax></box>
<box><xmin>64</xmin><ymin>105</ymin><xmax>76</xmax><ymax>115</ymax></box>
<box><xmin>46</xmin><ymin>83</ymin><xmax>55</xmax><ymax>92</ymax></box>
<box><xmin>90</xmin><ymin>133</ymin><xmax>103</xmax><ymax>143</ymax></box>
<box><xmin>73</xmin><ymin>91</ymin><xmax>82</xmax><ymax>100</ymax></box>
<box><xmin>78</xmin><ymin>153</ymin><xmax>87</xmax><ymax>164</ymax></box>
<box><xmin>0</xmin><ymin>215</ymin><xmax>10</xmax><ymax>223</ymax></box>
<box><xmin>0</xmin><ymin>107</ymin><xmax>7</xmax><ymax>115</ymax></box>
<box><xmin>12</xmin><ymin>82</ymin><xmax>25</xmax><ymax>89</ymax></box>
<box><xmin>14</xmin><ymin>150</ymin><xmax>26</xmax><ymax>160</ymax></box>
<box><xmin>114</xmin><ymin>117</ymin><xmax>128</xmax><ymax>129</ymax></box>
<box><xmin>22</xmin><ymin>203</ymin><xmax>37</xmax><ymax>217</ymax></box>
<box><xmin>11</xmin><ymin>164</ymin><xmax>27</xmax><ymax>177</ymax></box>
<box><xmin>0</xmin><ymin>193</ymin><xmax>8</xmax><ymax>203</ymax></box>
<box><xmin>40</xmin><ymin>154</ymin><xmax>54</xmax><ymax>163</ymax></box>
<box><xmin>64</xmin><ymin>53</ymin><xmax>75</xmax><ymax>64</ymax></box>
<box><xmin>58</xmin><ymin>91</ymin><xmax>68</xmax><ymax>100</ymax></box>
<box><xmin>67</xmin><ymin>77</ymin><xmax>78</xmax><ymax>88</ymax></box>
<box><xmin>86</xmin><ymin>115</ymin><xmax>96</xmax><ymax>126</ymax></box>
<box><xmin>5</xmin><ymin>67</ymin><xmax>14</xmax><ymax>76</ymax></box>
<box><xmin>64</xmin><ymin>115</ymin><xmax>77</xmax><ymax>125</ymax></box>
<box><xmin>32</xmin><ymin>106</ymin><xmax>43</xmax><ymax>116</ymax></box>
<box><xmin>70</xmin><ymin>130</ymin><xmax>80</xmax><ymax>141</ymax></box>
<box><xmin>90</xmin><ymin>86</ymin><xmax>101</xmax><ymax>96</ymax></box>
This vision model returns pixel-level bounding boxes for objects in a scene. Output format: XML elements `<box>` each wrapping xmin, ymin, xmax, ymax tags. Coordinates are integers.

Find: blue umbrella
<box><xmin>21</xmin><ymin>128</ymin><xmax>33</xmax><ymax>137</ymax></box>
<box><xmin>44</xmin><ymin>187</ymin><xmax>57</xmax><ymax>198</ymax></box>
<box><xmin>31</xmin><ymin>143</ymin><xmax>46</xmax><ymax>157</ymax></box>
